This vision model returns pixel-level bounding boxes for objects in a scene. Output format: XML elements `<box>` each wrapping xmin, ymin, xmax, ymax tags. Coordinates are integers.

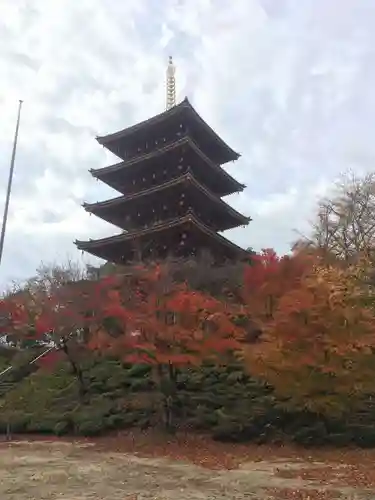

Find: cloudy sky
<box><xmin>0</xmin><ymin>0</ymin><xmax>374</xmax><ymax>287</ymax></box>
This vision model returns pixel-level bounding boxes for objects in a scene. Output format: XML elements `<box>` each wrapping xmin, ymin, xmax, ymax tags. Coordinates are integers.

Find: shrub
<box><xmin>3</xmin><ymin>353</ymin><xmax>375</xmax><ymax>447</ymax></box>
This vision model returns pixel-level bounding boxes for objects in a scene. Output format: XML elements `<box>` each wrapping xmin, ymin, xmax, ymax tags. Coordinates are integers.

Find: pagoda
<box><xmin>75</xmin><ymin>57</ymin><xmax>250</xmax><ymax>264</ymax></box>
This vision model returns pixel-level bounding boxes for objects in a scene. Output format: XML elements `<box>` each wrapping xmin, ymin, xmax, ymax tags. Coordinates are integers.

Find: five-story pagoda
<box><xmin>75</xmin><ymin>57</ymin><xmax>250</xmax><ymax>264</ymax></box>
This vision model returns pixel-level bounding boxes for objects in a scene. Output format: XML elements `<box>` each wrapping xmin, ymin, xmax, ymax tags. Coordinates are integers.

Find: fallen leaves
<box><xmin>265</xmin><ymin>488</ymin><xmax>344</xmax><ymax>500</ymax></box>
<box><xmin>3</xmin><ymin>433</ymin><xmax>375</xmax><ymax>498</ymax></box>
<box><xmin>277</xmin><ymin>463</ymin><xmax>375</xmax><ymax>489</ymax></box>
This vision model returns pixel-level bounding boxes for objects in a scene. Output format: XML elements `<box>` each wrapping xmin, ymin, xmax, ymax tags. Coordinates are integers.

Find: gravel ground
<box><xmin>0</xmin><ymin>440</ymin><xmax>374</xmax><ymax>499</ymax></box>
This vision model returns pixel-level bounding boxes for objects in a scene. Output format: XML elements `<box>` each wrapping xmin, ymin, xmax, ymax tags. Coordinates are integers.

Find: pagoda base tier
<box><xmin>75</xmin><ymin>214</ymin><xmax>248</xmax><ymax>264</ymax></box>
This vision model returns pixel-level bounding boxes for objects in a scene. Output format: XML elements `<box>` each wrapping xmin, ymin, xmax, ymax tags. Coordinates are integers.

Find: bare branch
<box><xmin>294</xmin><ymin>171</ymin><xmax>375</xmax><ymax>263</ymax></box>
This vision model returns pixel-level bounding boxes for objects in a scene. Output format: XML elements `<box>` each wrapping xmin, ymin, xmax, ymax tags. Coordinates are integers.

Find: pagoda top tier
<box><xmin>96</xmin><ymin>97</ymin><xmax>240</xmax><ymax>165</ymax></box>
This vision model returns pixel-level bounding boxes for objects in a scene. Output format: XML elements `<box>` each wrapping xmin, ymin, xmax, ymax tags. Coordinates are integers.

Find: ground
<box><xmin>1</xmin><ymin>432</ymin><xmax>375</xmax><ymax>499</ymax></box>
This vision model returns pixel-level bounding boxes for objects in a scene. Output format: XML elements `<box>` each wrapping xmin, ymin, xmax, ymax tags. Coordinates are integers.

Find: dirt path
<box><xmin>0</xmin><ymin>441</ymin><xmax>373</xmax><ymax>499</ymax></box>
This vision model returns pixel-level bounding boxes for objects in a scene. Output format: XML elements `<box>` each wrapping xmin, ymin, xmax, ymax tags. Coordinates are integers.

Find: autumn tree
<box><xmin>242</xmin><ymin>249</ymin><xmax>313</xmax><ymax>327</ymax></box>
<box><xmin>89</xmin><ymin>263</ymin><xmax>245</xmax><ymax>431</ymax></box>
<box><xmin>245</xmin><ymin>255</ymin><xmax>375</xmax><ymax>416</ymax></box>
<box><xmin>115</xmin><ymin>253</ymin><xmax>248</xmax><ymax>302</ymax></box>
<box><xmin>295</xmin><ymin>171</ymin><xmax>375</xmax><ymax>263</ymax></box>
<box><xmin>2</xmin><ymin>259</ymin><xmax>88</xmax><ymax>348</ymax></box>
<box><xmin>0</xmin><ymin>268</ymin><xmax>108</xmax><ymax>400</ymax></box>
<box><xmin>24</xmin><ymin>259</ymin><xmax>87</xmax><ymax>293</ymax></box>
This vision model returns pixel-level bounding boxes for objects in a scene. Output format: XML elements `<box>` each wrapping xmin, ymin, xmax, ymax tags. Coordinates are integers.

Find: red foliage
<box><xmin>36</xmin><ymin>349</ymin><xmax>64</xmax><ymax>370</ymax></box>
<box><xmin>1</xmin><ymin>264</ymin><xmax>244</xmax><ymax>389</ymax></box>
<box><xmin>0</xmin><ymin>280</ymin><xmax>114</xmax><ymax>387</ymax></box>
<box><xmin>3</xmin><ymin>280</ymin><xmax>111</xmax><ymax>344</ymax></box>
<box><xmin>244</xmin><ymin>248</ymin><xmax>312</xmax><ymax>288</ymax></box>
<box><xmin>0</xmin><ymin>295</ymin><xmax>30</xmax><ymax>335</ymax></box>
<box><xmin>243</xmin><ymin>249</ymin><xmax>313</xmax><ymax>322</ymax></box>
<box><xmin>89</xmin><ymin>264</ymin><xmax>245</xmax><ymax>367</ymax></box>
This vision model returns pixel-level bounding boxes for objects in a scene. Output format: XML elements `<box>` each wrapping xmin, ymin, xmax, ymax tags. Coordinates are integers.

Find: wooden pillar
<box><xmin>133</xmin><ymin>240</ymin><xmax>142</xmax><ymax>262</ymax></box>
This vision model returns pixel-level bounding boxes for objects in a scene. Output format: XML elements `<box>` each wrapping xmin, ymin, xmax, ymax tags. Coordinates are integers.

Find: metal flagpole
<box><xmin>0</xmin><ymin>100</ymin><xmax>23</xmax><ymax>267</ymax></box>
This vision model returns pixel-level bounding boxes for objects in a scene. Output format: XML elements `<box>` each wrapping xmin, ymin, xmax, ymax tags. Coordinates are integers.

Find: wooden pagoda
<box><xmin>75</xmin><ymin>62</ymin><xmax>250</xmax><ymax>264</ymax></box>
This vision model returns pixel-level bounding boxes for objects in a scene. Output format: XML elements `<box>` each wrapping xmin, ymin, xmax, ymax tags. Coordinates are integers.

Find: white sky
<box><xmin>1</xmin><ymin>0</ymin><xmax>375</xmax><ymax>287</ymax></box>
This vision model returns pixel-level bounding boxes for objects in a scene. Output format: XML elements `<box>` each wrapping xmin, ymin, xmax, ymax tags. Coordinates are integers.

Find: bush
<box><xmin>85</xmin><ymin>358</ymin><xmax>153</xmax><ymax>394</ymax></box>
<box><xmin>3</xmin><ymin>353</ymin><xmax>375</xmax><ymax>447</ymax></box>
<box><xmin>73</xmin><ymin>417</ymin><xmax>105</xmax><ymax>436</ymax></box>
<box><xmin>26</xmin><ymin>414</ymin><xmax>67</xmax><ymax>434</ymax></box>
<box><xmin>175</xmin><ymin>362</ymin><xmax>278</xmax><ymax>441</ymax></box>
<box><xmin>0</xmin><ymin>411</ymin><xmax>30</xmax><ymax>433</ymax></box>
<box><xmin>54</xmin><ymin>420</ymin><xmax>72</xmax><ymax>436</ymax></box>
<box><xmin>291</xmin><ymin>421</ymin><xmax>328</xmax><ymax>447</ymax></box>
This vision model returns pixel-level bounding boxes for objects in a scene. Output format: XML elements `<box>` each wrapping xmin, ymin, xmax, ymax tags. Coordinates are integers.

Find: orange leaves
<box><xmin>242</xmin><ymin>248</ymin><xmax>375</xmax><ymax>414</ymax></box>
<box><xmin>165</xmin><ymin>290</ymin><xmax>203</xmax><ymax>313</ymax></box>
<box><xmin>88</xmin><ymin>328</ymin><xmax>113</xmax><ymax>351</ymax></box>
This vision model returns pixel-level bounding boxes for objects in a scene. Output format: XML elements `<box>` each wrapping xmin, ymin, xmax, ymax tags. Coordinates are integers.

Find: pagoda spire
<box><xmin>166</xmin><ymin>56</ymin><xmax>176</xmax><ymax>110</ymax></box>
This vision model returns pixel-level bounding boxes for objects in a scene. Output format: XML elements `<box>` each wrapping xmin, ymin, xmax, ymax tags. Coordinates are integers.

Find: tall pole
<box><xmin>0</xmin><ymin>100</ymin><xmax>23</xmax><ymax>267</ymax></box>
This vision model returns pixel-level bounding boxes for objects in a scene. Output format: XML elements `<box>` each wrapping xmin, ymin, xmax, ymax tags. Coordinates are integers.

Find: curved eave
<box><xmin>96</xmin><ymin>97</ymin><xmax>240</xmax><ymax>162</ymax></box>
<box><xmin>83</xmin><ymin>173</ymin><xmax>251</xmax><ymax>228</ymax></box>
<box><xmin>75</xmin><ymin>213</ymin><xmax>248</xmax><ymax>258</ymax></box>
<box><xmin>187</xmin><ymin>99</ymin><xmax>240</xmax><ymax>162</ymax></box>
<box><xmin>96</xmin><ymin>101</ymin><xmax>184</xmax><ymax>144</ymax></box>
<box><xmin>90</xmin><ymin>136</ymin><xmax>245</xmax><ymax>195</ymax></box>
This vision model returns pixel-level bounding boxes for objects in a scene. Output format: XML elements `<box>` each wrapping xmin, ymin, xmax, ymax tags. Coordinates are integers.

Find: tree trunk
<box><xmin>157</xmin><ymin>363</ymin><xmax>177</xmax><ymax>433</ymax></box>
<box><xmin>61</xmin><ymin>341</ymin><xmax>87</xmax><ymax>401</ymax></box>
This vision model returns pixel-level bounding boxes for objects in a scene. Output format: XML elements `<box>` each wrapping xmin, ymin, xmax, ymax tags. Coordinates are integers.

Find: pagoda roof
<box><xmin>96</xmin><ymin>97</ymin><xmax>240</xmax><ymax>165</ymax></box>
<box><xmin>83</xmin><ymin>172</ymin><xmax>251</xmax><ymax>231</ymax></box>
<box><xmin>75</xmin><ymin>213</ymin><xmax>248</xmax><ymax>263</ymax></box>
<box><xmin>90</xmin><ymin>136</ymin><xmax>245</xmax><ymax>197</ymax></box>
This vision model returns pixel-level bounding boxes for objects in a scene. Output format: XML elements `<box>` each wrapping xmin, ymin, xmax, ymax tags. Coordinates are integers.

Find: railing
<box><xmin>0</xmin><ymin>344</ymin><xmax>59</xmax><ymax>441</ymax></box>
<box><xmin>0</xmin><ymin>345</ymin><xmax>56</xmax><ymax>380</ymax></box>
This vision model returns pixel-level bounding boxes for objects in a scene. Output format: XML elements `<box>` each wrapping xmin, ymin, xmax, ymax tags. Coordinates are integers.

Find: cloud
<box><xmin>1</xmin><ymin>0</ymin><xmax>375</xmax><ymax>288</ymax></box>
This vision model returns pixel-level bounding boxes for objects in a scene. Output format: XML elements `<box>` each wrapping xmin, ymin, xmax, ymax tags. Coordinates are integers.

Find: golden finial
<box><xmin>166</xmin><ymin>56</ymin><xmax>176</xmax><ymax>110</ymax></box>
